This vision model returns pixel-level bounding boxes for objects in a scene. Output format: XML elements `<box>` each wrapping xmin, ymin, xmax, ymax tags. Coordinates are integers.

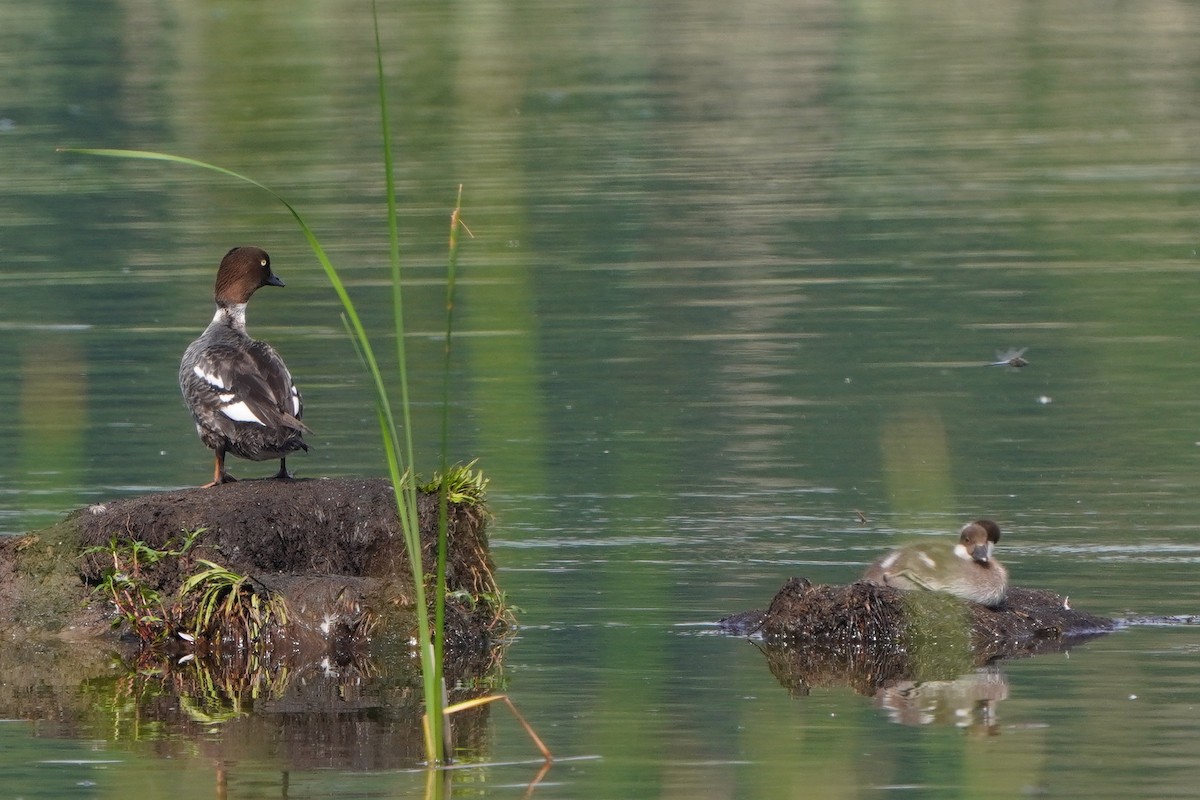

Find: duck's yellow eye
<box><xmin>261</xmin><ymin>259</ymin><xmax>268</xmax><ymax>267</ymax></box>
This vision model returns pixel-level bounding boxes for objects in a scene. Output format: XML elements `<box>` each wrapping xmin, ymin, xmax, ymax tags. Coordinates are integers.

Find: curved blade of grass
<box><xmin>57</xmin><ymin>147</ymin><xmax>402</xmax><ymax>460</ymax></box>
<box><xmin>60</xmin><ymin>142</ymin><xmax>443</xmax><ymax>760</ymax></box>
<box><xmin>61</xmin><ymin>2</ymin><xmax>445</xmax><ymax>759</ymax></box>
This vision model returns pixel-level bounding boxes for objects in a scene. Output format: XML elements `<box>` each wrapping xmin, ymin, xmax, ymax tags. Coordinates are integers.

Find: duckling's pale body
<box><xmin>862</xmin><ymin>520</ymin><xmax>1008</xmax><ymax>607</ymax></box>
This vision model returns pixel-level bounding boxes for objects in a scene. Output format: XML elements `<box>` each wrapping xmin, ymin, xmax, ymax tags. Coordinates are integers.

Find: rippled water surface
<box><xmin>4</xmin><ymin>0</ymin><xmax>1200</xmax><ymax>797</ymax></box>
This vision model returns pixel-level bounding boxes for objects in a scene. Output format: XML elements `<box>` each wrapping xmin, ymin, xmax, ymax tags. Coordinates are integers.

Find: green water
<box><xmin>4</xmin><ymin>0</ymin><xmax>1200</xmax><ymax>796</ymax></box>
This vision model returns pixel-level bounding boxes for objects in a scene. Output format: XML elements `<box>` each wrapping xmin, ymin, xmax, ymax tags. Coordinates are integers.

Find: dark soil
<box><xmin>75</xmin><ymin>477</ymin><xmax>492</xmax><ymax>596</ymax></box>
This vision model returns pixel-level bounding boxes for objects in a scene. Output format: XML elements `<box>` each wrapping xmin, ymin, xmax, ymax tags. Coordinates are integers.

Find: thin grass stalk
<box><xmin>370</xmin><ymin>2</ymin><xmax>418</xmax><ymax>480</ymax></box>
<box><xmin>370</xmin><ymin>4</ymin><xmax>417</xmax><ymax>471</ymax></box>
<box><xmin>435</xmin><ymin>186</ymin><xmax>465</xmax><ymax>674</ymax></box>
<box><xmin>370</xmin><ymin>1</ymin><xmax>443</xmax><ymax>762</ymax></box>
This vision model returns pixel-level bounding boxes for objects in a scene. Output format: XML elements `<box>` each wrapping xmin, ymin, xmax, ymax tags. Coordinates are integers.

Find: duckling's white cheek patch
<box><xmin>220</xmin><ymin>401</ymin><xmax>266</xmax><ymax>426</ymax></box>
<box><xmin>193</xmin><ymin>364</ymin><xmax>228</xmax><ymax>390</ymax></box>
<box><xmin>953</xmin><ymin>543</ymin><xmax>971</xmax><ymax>561</ymax></box>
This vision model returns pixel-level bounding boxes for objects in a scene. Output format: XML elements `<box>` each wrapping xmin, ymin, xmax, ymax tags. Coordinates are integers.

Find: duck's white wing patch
<box><xmin>290</xmin><ymin>385</ymin><xmax>301</xmax><ymax>416</ymax></box>
<box><xmin>220</xmin><ymin>400</ymin><xmax>267</xmax><ymax>426</ymax></box>
<box><xmin>193</xmin><ymin>363</ymin><xmax>229</xmax><ymax>390</ymax></box>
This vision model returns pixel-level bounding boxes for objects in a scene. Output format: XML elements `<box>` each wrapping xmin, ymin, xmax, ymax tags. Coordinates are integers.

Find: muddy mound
<box><xmin>1</xmin><ymin>478</ymin><xmax>503</xmax><ymax>665</ymax></box>
<box><xmin>719</xmin><ymin>577</ymin><xmax>1116</xmax><ymax>694</ymax></box>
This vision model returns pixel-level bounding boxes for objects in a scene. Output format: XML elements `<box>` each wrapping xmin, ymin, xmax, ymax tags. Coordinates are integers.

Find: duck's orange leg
<box><xmin>201</xmin><ymin>447</ymin><xmax>236</xmax><ymax>488</ymax></box>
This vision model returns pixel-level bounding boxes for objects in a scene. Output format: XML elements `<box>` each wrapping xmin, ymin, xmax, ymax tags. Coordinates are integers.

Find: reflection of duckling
<box><xmin>862</xmin><ymin>520</ymin><xmax>1008</xmax><ymax>607</ymax></box>
<box><xmin>874</xmin><ymin>667</ymin><xmax>1008</xmax><ymax>735</ymax></box>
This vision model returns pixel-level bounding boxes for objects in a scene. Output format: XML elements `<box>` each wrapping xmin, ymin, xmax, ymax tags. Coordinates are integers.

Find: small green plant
<box><xmin>91</xmin><ymin>566</ymin><xmax>165</xmax><ymax>642</ymax></box>
<box><xmin>83</xmin><ymin>530</ymin><xmax>202</xmax><ymax>643</ymax></box>
<box><xmin>179</xmin><ymin>559</ymin><xmax>289</xmax><ymax>645</ymax></box>
<box><xmin>444</xmin><ymin>587</ymin><xmax>519</xmax><ymax>631</ymax></box>
<box><xmin>419</xmin><ymin>460</ymin><xmax>489</xmax><ymax>505</ymax></box>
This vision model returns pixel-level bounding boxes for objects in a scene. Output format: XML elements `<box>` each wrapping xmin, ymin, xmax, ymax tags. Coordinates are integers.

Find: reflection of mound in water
<box><xmin>0</xmin><ymin>635</ymin><xmax>495</xmax><ymax>770</ymax></box>
<box><xmin>720</xmin><ymin>578</ymin><xmax>1116</xmax><ymax>698</ymax></box>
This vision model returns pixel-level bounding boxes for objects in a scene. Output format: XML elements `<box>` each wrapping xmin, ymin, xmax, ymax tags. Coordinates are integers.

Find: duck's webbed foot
<box><xmin>201</xmin><ymin>450</ymin><xmax>237</xmax><ymax>488</ymax></box>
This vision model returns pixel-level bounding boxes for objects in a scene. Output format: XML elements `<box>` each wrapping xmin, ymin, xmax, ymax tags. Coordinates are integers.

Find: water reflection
<box><xmin>0</xmin><ymin>637</ymin><xmax>493</xmax><ymax>771</ymax></box>
<box><xmin>16</xmin><ymin>339</ymin><xmax>88</xmax><ymax>509</ymax></box>
<box><xmin>874</xmin><ymin>667</ymin><xmax>1007</xmax><ymax>736</ymax></box>
<box><xmin>7</xmin><ymin>0</ymin><xmax>1200</xmax><ymax>795</ymax></box>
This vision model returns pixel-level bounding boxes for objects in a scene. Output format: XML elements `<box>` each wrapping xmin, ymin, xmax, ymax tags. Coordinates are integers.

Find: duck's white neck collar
<box><xmin>213</xmin><ymin>302</ymin><xmax>248</xmax><ymax>331</ymax></box>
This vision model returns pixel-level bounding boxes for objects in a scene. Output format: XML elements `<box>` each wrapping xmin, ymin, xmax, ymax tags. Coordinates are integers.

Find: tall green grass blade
<box><xmin>370</xmin><ymin>1</ymin><xmax>443</xmax><ymax>762</ymax></box>
<box><xmin>369</xmin><ymin>2</ymin><xmax>417</xmax><ymax>483</ymax></box>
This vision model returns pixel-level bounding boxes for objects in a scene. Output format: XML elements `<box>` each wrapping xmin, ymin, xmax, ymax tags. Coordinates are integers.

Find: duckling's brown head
<box><xmin>958</xmin><ymin>519</ymin><xmax>1001</xmax><ymax>565</ymax></box>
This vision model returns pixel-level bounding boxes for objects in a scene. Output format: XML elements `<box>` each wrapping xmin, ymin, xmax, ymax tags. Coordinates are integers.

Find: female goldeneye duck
<box><xmin>179</xmin><ymin>246</ymin><xmax>308</xmax><ymax>487</ymax></box>
<box><xmin>861</xmin><ymin>519</ymin><xmax>1008</xmax><ymax>607</ymax></box>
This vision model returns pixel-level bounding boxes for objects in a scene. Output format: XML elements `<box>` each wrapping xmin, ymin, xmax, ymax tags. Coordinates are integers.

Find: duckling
<box><xmin>862</xmin><ymin>520</ymin><xmax>1008</xmax><ymax>607</ymax></box>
